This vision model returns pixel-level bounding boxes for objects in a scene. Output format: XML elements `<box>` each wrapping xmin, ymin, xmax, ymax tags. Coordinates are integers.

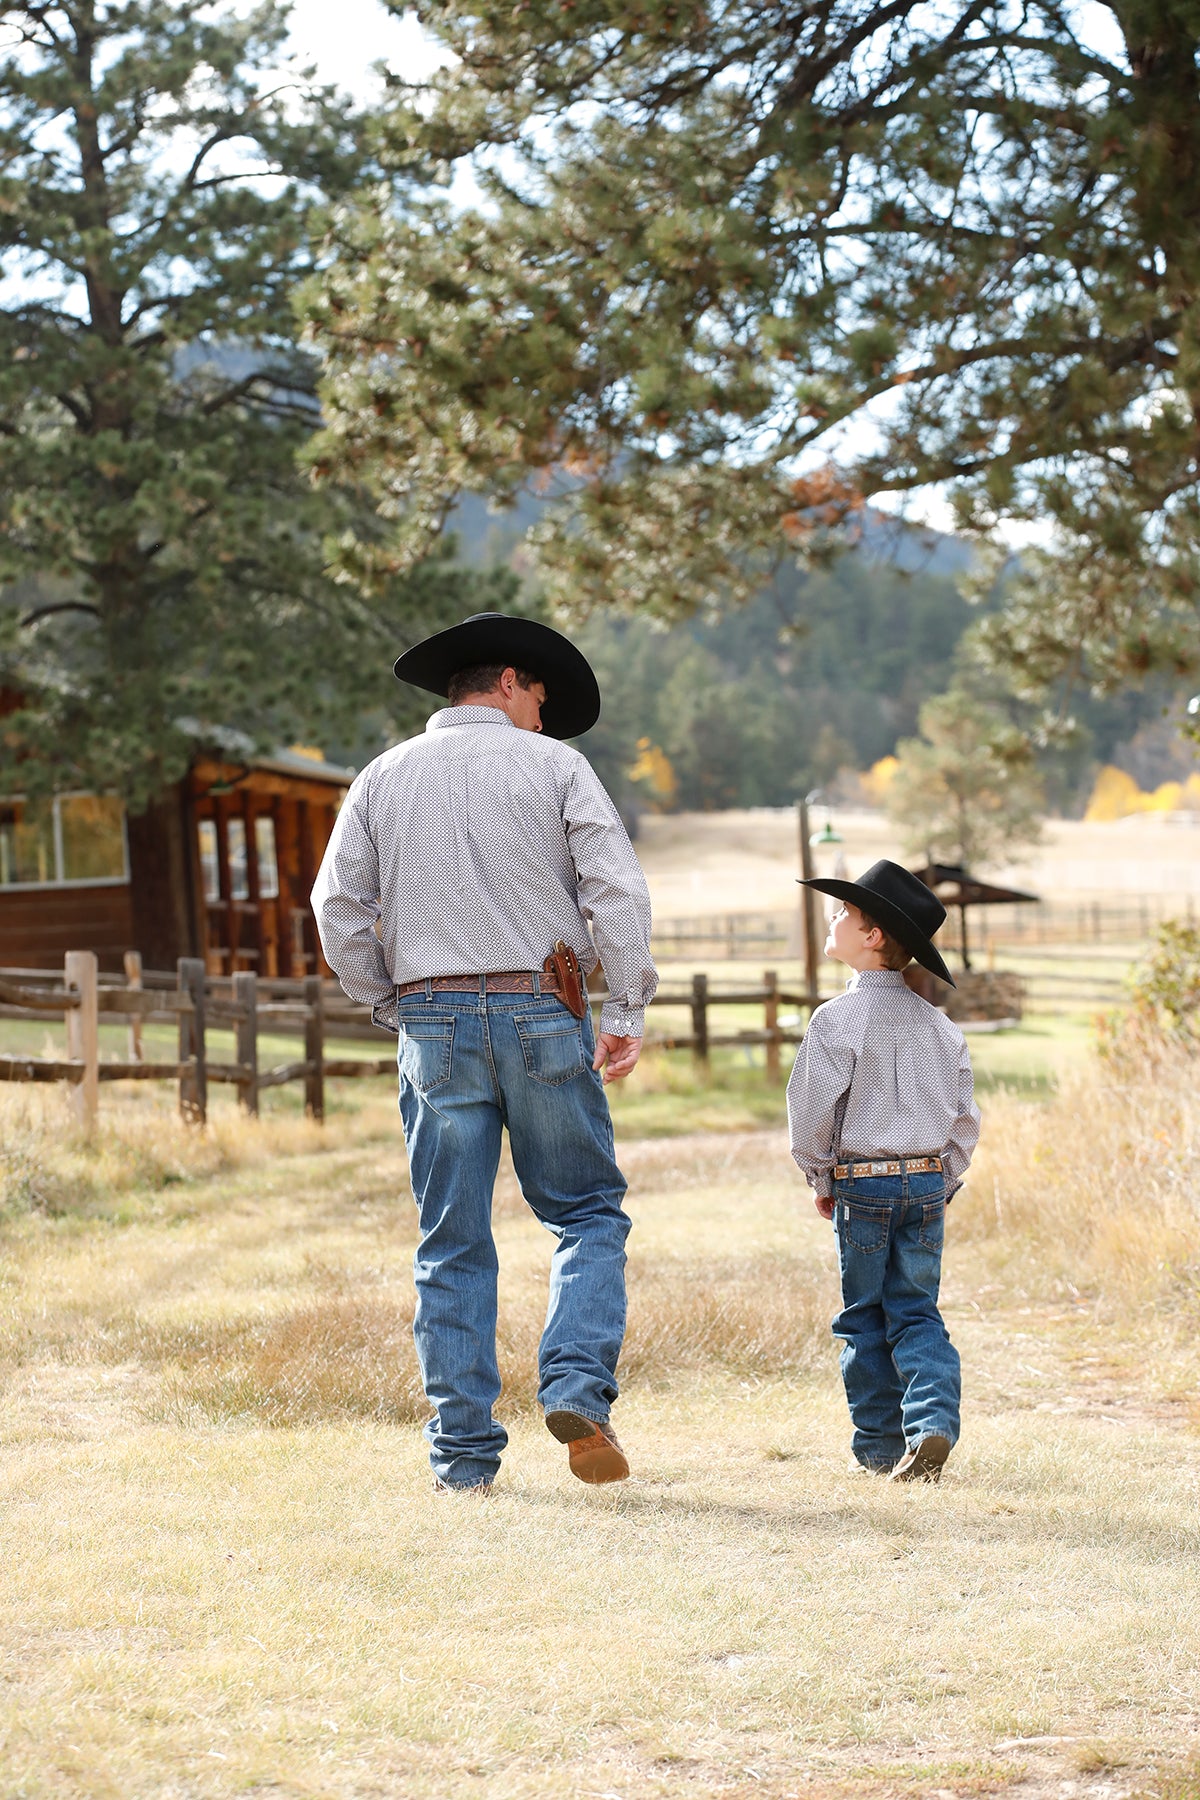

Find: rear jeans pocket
<box><xmin>515</xmin><ymin>1014</ymin><xmax>586</xmax><ymax>1086</ymax></box>
<box><xmin>398</xmin><ymin>1017</ymin><xmax>455</xmax><ymax>1093</ymax></box>
<box><xmin>841</xmin><ymin>1202</ymin><xmax>890</xmax><ymax>1253</ymax></box>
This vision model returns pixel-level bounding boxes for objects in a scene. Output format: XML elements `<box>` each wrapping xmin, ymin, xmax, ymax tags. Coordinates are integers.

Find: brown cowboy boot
<box><xmin>544</xmin><ymin>1409</ymin><xmax>630</xmax><ymax>1484</ymax></box>
<box><xmin>889</xmin><ymin>1434</ymin><xmax>951</xmax><ymax>1483</ymax></box>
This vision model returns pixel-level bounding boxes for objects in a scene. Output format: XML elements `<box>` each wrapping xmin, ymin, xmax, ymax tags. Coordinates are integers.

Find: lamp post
<box><xmin>796</xmin><ymin>790</ymin><xmax>843</xmax><ymax>999</ymax></box>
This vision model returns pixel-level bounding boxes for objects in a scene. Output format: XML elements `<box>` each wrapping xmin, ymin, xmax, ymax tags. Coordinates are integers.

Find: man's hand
<box><xmin>593</xmin><ymin>1034</ymin><xmax>641</xmax><ymax>1083</ymax></box>
<box><xmin>813</xmin><ymin>1192</ymin><xmax>835</xmax><ymax>1220</ymax></box>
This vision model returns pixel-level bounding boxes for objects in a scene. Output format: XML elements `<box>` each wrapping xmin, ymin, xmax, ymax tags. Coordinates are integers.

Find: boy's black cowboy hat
<box><xmin>798</xmin><ymin>859</ymin><xmax>956</xmax><ymax>987</ymax></box>
<box><xmin>393</xmin><ymin>612</ymin><xmax>601</xmax><ymax>740</ymax></box>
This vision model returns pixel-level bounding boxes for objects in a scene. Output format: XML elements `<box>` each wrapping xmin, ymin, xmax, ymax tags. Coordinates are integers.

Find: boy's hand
<box><xmin>813</xmin><ymin>1193</ymin><xmax>835</xmax><ymax>1220</ymax></box>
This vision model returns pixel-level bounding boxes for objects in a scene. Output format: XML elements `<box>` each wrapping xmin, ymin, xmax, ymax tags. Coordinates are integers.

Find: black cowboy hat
<box><xmin>393</xmin><ymin>612</ymin><xmax>601</xmax><ymax>740</ymax></box>
<box><xmin>799</xmin><ymin>859</ymin><xmax>956</xmax><ymax>987</ymax></box>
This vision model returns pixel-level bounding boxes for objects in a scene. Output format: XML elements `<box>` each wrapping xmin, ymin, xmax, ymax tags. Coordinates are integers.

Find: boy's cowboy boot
<box><xmin>889</xmin><ymin>1434</ymin><xmax>951</xmax><ymax>1483</ymax></box>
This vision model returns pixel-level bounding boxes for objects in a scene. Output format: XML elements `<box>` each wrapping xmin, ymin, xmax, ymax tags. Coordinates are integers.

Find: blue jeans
<box><xmin>396</xmin><ymin>984</ymin><xmax>630</xmax><ymax>1489</ymax></box>
<box><xmin>831</xmin><ymin>1168</ymin><xmax>960</xmax><ymax>1470</ymax></box>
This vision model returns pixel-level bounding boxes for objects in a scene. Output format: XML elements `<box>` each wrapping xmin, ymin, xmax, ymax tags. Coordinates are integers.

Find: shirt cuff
<box><xmin>599</xmin><ymin>1000</ymin><xmax>644</xmax><ymax>1038</ymax></box>
<box><xmin>812</xmin><ymin>1176</ymin><xmax>834</xmax><ymax>1199</ymax></box>
<box><xmin>371</xmin><ymin>992</ymin><xmax>400</xmax><ymax>1035</ymax></box>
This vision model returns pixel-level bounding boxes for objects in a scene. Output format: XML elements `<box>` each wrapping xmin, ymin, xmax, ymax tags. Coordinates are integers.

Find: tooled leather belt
<box><xmin>396</xmin><ymin>971</ymin><xmax>566</xmax><ymax>1000</ymax></box>
<box><xmin>833</xmin><ymin>1155</ymin><xmax>943</xmax><ymax>1180</ymax></box>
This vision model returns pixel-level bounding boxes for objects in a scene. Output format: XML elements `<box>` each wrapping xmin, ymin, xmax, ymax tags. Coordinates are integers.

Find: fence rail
<box><xmin>0</xmin><ymin>958</ymin><xmax>824</xmax><ymax>1128</ymax></box>
<box><xmin>652</xmin><ymin>895</ymin><xmax>1200</xmax><ymax>959</ymax></box>
<box><xmin>0</xmin><ymin>953</ymin><xmax>373</xmax><ymax>1130</ymax></box>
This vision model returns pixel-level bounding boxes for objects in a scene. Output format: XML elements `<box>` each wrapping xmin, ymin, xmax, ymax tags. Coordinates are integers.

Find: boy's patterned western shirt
<box><xmin>311</xmin><ymin>706</ymin><xmax>658</xmax><ymax>1038</ymax></box>
<box><xmin>786</xmin><ymin>968</ymin><xmax>980</xmax><ymax>1198</ymax></box>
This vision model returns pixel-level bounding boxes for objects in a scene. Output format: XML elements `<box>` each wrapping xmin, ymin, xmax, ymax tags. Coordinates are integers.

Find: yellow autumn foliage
<box><xmin>628</xmin><ymin>736</ymin><xmax>678</xmax><ymax>810</ymax></box>
<box><xmin>1084</xmin><ymin>764</ymin><xmax>1200</xmax><ymax>821</ymax></box>
<box><xmin>861</xmin><ymin>754</ymin><xmax>899</xmax><ymax>806</ymax></box>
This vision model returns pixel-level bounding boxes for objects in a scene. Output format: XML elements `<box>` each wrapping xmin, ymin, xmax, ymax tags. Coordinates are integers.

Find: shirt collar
<box><xmin>847</xmin><ymin>968</ymin><xmax>908</xmax><ymax>991</ymax></box>
<box><xmin>425</xmin><ymin>705</ymin><xmax>517</xmax><ymax>733</ymax></box>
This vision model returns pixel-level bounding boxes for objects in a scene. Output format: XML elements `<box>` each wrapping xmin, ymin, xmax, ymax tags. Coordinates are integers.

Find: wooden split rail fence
<box><xmin>645</xmin><ymin>972</ymin><xmax>820</xmax><ymax>1080</ymax></box>
<box><xmin>0</xmin><ymin>956</ymin><xmax>822</xmax><ymax>1130</ymax></box>
<box><xmin>0</xmin><ymin>951</ymin><xmax>398</xmax><ymax>1130</ymax></box>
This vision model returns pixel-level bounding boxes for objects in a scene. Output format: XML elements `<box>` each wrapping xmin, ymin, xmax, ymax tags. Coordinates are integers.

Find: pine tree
<box><xmin>886</xmin><ymin>689</ymin><xmax>1044</xmax><ymax>875</ymax></box>
<box><xmin>303</xmin><ymin>1</ymin><xmax>1200</xmax><ymax>710</ymax></box>
<box><xmin>0</xmin><ymin>0</ymin><xmax>505</xmax><ymax>808</ymax></box>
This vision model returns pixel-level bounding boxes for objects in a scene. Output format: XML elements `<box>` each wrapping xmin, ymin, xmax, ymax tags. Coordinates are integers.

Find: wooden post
<box><xmin>764</xmin><ymin>969</ymin><xmax>780</xmax><ymax>1084</ymax></box>
<box><xmin>177</xmin><ymin>957</ymin><xmax>207</xmax><ymax>1125</ymax></box>
<box><xmin>797</xmin><ymin>797</ymin><xmax>819</xmax><ymax>999</ymax></box>
<box><xmin>691</xmin><ymin>971</ymin><xmax>709</xmax><ymax>1073</ymax></box>
<box><xmin>64</xmin><ymin>950</ymin><xmax>99</xmax><ymax>1132</ymax></box>
<box><xmin>233</xmin><ymin>970</ymin><xmax>258</xmax><ymax>1117</ymax></box>
<box><xmin>303</xmin><ymin>974</ymin><xmax>324</xmax><ymax>1121</ymax></box>
<box><xmin>123</xmin><ymin>949</ymin><xmax>144</xmax><ymax>1064</ymax></box>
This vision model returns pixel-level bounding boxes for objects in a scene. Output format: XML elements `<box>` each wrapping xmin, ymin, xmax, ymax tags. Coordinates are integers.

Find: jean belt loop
<box><xmin>478</xmin><ymin>974</ymin><xmax>487</xmax><ymax>1008</ymax></box>
<box><xmin>423</xmin><ymin>977</ymin><xmax>432</xmax><ymax>1002</ymax></box>
<box><xmin>532</xmin><ymin>970</ymin><xmax>542</xmax><ymax>998</ymax></box>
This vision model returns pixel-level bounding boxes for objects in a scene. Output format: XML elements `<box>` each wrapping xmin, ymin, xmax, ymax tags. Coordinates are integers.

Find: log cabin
<box><xmin>0</xmin><ymin>746</ymin><xmax>353</xmax><ymax>976</ymax></box>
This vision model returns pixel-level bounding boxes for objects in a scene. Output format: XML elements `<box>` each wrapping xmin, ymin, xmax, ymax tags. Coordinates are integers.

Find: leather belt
<box><xmin>833</xmin><ymin>1155</ymin><xmax>943</xmax><ymax>1180</ymax></box>
<box><xmin>396</xmin><ymin>971</ymin><xmax>566</xmax><ymax>1000</ymax></box>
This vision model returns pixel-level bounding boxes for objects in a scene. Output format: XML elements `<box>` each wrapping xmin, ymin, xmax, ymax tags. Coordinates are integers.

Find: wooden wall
<box><xmin>0</xmin><ymin>883</ymin><xmax>135</xmax><ymax>973</ymax></box>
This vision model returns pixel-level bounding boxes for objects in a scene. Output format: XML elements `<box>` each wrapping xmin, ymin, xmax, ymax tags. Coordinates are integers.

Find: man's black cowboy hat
<box><xmin>393</xmin><ymin>612</ymin><xmax>601</xmax><ymax>740</ymax></box>
<box><xmin>798</xmin><ymin>858</ymin><xmax>956</xmax><ymax>987</ymax></box>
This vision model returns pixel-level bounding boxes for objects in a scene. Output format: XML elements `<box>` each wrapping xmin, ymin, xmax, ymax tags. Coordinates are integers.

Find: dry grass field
<box><xmin>636</xmin><ymin>809</ymin><xmax>1200</xmax><ymax>919</ymax></box>
<box><xmin>2</xmin><ymin>1037</ymin><xmax>1199</xmax><ymax>1800</ymax></box>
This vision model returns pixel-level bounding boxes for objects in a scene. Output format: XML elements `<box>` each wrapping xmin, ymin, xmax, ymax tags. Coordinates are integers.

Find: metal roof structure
<box><xmin>913</xmin><ymin>863</ymin><xmax>1039</xmax><ymax>908</ymax></box>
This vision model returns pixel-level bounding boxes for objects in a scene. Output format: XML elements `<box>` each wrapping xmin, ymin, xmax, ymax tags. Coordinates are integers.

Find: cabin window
<box><xmin>227</xmin><ymin>817</ymin><xmax>250</xmax><ymax>901</ymax></box>
<box><xmin>58</xmin><ymin>795</ymin><xmax>127</xmax><ymax>881</ymax></box>
<box><xmin>254</xmin><ymin>816</ymin><xmax>279</xmax><ymax>899</ymax></box>
<box><xmin>0</xmin><ymin>793</ymin><xmax>128</xmax><ymax>888</ymax></box>
<box><xmin>197</xmin><ymin>820</ymin><xmax>220</xmax><ymax>904</ymax></box>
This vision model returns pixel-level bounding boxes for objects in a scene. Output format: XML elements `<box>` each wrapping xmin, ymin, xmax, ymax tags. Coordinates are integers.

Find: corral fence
<box><xmin>0</xmin><ymin>957</ymin><xmax>821</xmax><ymax>1129</ymax></box>
<box><xmin>653</xmin><ymin>895</ymin><xmax>1199</xmax><ymax>959</ymax></box>
<box><xmin>0</xmin><ymin>952</ymin><xmax>393</xmax><ymax>1130</ymax></box>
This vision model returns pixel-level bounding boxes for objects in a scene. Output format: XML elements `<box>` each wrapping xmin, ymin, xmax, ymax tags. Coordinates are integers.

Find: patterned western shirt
<box><xmin>786</xmin><ymin>968</ymin><xmax>981</xmax><ymax>1199</ymax></box>
<box><xmin>311</xmin><ymin>705</ymin><xmax>658</xmax><ymax>1038</ymax></box>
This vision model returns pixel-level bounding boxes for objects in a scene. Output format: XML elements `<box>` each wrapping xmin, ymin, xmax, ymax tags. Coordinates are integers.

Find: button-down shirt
<box><xmin>786</xmin><ymin>968</ymin><xmax>980</xmax><ymax>1198</ymax></box>
<box><xmin>312</xmin><ymin>706</ymin><xmax>658</xmax><ymax>1038</ymax></box>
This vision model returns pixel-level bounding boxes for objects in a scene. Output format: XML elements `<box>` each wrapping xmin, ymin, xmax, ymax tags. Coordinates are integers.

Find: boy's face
<box><xmin>824</xmin><ymin>900</ymin><xmax>885</xmax><ymax>971</ymax></box>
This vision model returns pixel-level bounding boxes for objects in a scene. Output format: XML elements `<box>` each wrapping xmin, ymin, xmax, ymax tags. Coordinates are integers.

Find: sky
<box><xmin>281</xmin><ymin>0</ymin><xmax>448</xmax><ymax>99</ymax></box>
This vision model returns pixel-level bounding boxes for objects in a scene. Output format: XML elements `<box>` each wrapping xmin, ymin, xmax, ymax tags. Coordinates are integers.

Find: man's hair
<box><xmin>447</xmin><ymin>663</ymin><xmax>539</xmax><ymax>705</ymax></box>
<box><xmin>861</xmin><ymin>911</ymin><xmax>913</xmax><ymax>971</ymax></box>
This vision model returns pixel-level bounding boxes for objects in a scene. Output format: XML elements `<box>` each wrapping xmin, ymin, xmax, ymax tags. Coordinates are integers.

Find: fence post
<box><xmin>177</xmin><ymin>957</ymin><xmax>207</xmax><ymax>1126</ymax></box>
<box><xmin>64</xmin><ymin>950</ymin><xmax>99</xmax><ymax>1132</ymax></box>
<box><xmin>123</xmin><ymin>949</ymin><xmax>144</xmax><ymax>1064</ymax></box>
<box><xmin>764</xmin><ymin>969</ymin><xmax>780</xmax><ymax>1084</ymax></box>
<box><xmin>691</xmin><ymin>972</ymin><xmax>709</xmax><ymax>1073</ymax></box>
<box><xmin>303</xmin><ymin>974</ymin><xmax>324</xmax><ymax>1121</ymax></box>
<box><xmin>233</xmin><ymin>970</ymin><xmax>258</xmax><ymax>1117</ymax></box>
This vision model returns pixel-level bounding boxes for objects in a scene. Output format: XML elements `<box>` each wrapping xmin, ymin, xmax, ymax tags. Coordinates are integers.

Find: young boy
<box><xmin>787</xmin><ymin>860</ymin><xmax>980</xmax><ymax>1482</ymax></box>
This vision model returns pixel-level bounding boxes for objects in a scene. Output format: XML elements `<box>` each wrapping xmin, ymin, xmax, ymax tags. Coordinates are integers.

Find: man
<box><xmin>312</xmin><ymin>612</ymin><xmax>658</xmax><ymax>1493</ymax></box>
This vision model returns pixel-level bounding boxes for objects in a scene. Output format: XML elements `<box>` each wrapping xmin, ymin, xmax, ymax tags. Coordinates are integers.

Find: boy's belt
<box><xmin>833</xmin><ymin>1155</ymin><xmax>943</xmax><ymax>1180</ymax></box>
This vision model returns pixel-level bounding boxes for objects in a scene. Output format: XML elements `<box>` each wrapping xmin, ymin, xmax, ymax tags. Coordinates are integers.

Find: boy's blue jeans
<box><xmin>831</xmin><ymin>1167</ymin><xmax>960</xmax><ymax>1470</ymax></box>
<box><xmin>396</xmin><ymin>985</ymin><xmax>630</xmax><ymax>1490</ymax></box>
